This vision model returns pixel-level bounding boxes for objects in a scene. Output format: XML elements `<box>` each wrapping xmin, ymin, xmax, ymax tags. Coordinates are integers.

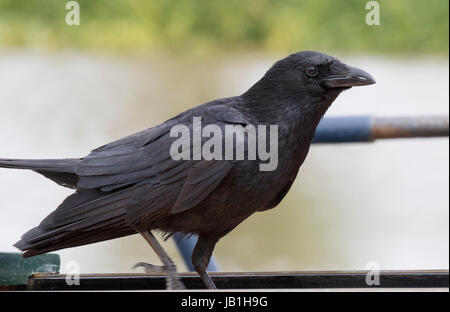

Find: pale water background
<box><xmin>0</xmin><ymin>51</ymin><xmax>448</xmax><ymax>273</ymax></box>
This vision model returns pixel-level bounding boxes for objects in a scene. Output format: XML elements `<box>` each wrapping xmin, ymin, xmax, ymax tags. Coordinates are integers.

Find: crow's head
<box><xmin>243</xmin><ymin>51</ymin><xmax>375</xmax><ymax>116</ymax></box>
<box><xmin>282</xmin><ymin>51</ymin><xmax>375</xmax><ymax>89</ymax></box>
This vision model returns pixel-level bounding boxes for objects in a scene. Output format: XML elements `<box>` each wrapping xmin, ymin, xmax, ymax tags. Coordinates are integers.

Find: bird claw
<box><xmin>133</xmin><ymin>262</ymin><xmax>167</xmax><ymax>274</ymax></box>
<box><xmin>133</xmin><ymin>262</ymin><xmax>186</xmax><ymax>290</ymax></box>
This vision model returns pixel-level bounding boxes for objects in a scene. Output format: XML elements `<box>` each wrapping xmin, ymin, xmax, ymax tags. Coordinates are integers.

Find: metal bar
<box><xmin>371</xmin><ymin>116</ymin><xmax>449</xmax><ymax>140</ymax></box>
<box><xmin>313</xmin><ymin>115</ymin><xmax>449</xmax><ymax>143</ymax></box>
<box><xmin>313</xmin><ymin>116</ymin><xmax>373</xmax><ymax>143</ymax></box>
<box><xmin>27</xmin><ymin>270</ymin><xmax>449</xmax><ymax>290</ymax></box>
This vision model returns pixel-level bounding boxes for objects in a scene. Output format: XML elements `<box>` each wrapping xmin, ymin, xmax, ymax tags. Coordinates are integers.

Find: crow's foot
<box><xmin>133</xmin><ymin>262</ymin><xmax>185</xmax><ymax>290</ymax></box>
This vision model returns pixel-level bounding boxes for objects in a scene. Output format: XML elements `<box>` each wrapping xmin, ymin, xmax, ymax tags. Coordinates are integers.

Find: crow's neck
<box><xmin>238</xmin><ymin>88</ymin><xmax>340</xmax><ymax>164</ymax></box>
<box><xmin>240</xmin><ymin>90</ymin><xmax>337</xmax><ymax>136</ymax></box>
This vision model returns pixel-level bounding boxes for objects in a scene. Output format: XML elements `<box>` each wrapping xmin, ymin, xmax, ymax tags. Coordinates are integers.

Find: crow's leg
<box><xmin>192</xmin><ymin>236</ymin><xmax>219</xmax><ymax>289</ymax></box>
<box><xmin>134</xmin><ymin>230</ymin><xmax>185</xmax><ymax>290</ymax></box>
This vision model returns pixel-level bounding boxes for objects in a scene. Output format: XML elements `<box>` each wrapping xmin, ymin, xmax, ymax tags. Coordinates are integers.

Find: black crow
<box><xmin>0</xmin><ymin>51</ymin><xmax>375</xmax><ymax>289</ymax></box>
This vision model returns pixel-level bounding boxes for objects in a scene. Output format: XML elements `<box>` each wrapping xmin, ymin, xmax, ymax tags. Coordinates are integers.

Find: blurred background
<box><xmin>0</xmin><ymin>0</ymin><xmax>448</xmax><ymax>273</ymax></box>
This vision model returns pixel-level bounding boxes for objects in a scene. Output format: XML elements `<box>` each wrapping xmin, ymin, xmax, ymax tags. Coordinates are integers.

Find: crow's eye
<box><xmin>305</xmin><ymin>66</ymin><xmax>318</xmax><ymax>77</ymax></box>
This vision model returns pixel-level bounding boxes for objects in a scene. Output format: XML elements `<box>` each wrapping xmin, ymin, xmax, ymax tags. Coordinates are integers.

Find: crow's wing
<box><xmin>75</xmin><ymin>103</ymin><xmax>250</xmax><ymax>194</ymax></box>
<box><xmin>73</xmin><ymin>103</ymin><xmax>252</xmax><ymax>224</ymax></box>
<box><xmin>76</xmin><ymin>120</ymin><xmax>180</xmax><ymax>190</ymax></box>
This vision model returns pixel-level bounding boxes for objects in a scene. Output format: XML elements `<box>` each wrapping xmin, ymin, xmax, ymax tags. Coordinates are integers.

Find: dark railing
<box><xmin>26</xmin><ymin>270</ymin><xmax>449</xmax><ymax>290</ymax></box>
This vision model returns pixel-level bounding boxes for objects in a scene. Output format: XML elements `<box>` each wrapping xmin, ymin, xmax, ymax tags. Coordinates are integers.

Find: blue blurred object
<box><xmin>313</xmin><ymin>116</ymin><xmax>372</xmax><ymax>143</ymax></box>
<box><xmin>173</xmin><ymin>233</ymin><xmax>219</xmax><ymax>272</ymax></box>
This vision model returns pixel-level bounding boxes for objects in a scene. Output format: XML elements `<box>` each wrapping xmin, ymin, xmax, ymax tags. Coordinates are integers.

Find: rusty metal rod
<box><xmin>371</xmin><ymin>116</ymin><xmax>449</xmax><ymax>140</ymax></box>
<box><xmin>313</xmin><ymin>115</ymin><xmax>449</xmax><ymax>143</ymax></box>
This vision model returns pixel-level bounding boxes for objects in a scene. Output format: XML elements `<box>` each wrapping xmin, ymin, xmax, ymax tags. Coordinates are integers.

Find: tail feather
<box><xmin>0</xmin><ymin>158</ymin><xmax>79</xmax><ymax>172</ymax></box>
<box><xmin>20</xmin><ymin>224</ymin><xmax>134</xmax><ymax>258</ymax></box>
<box><xmin>0</xmin><ymin>158</ymin><xmax>80</xmax><ymax>188</ymax></box>
<box><xmin>14</xmin><ymin>187</ymin><xmax>141</xmax><ymax>257</ymax></box>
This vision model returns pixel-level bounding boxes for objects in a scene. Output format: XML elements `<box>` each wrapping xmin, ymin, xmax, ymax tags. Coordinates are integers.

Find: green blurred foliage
<box><xmin>0</xmin><ymin>0</ymin><xmax>448</xmax><ymax>55</ymax></box>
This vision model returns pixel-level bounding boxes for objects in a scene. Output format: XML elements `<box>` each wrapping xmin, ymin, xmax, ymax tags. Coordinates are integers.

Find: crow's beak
<box><xmin>322</xmin><ymin>65</ymin><xmax>376</xmax><ymax>88</ymax></box>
